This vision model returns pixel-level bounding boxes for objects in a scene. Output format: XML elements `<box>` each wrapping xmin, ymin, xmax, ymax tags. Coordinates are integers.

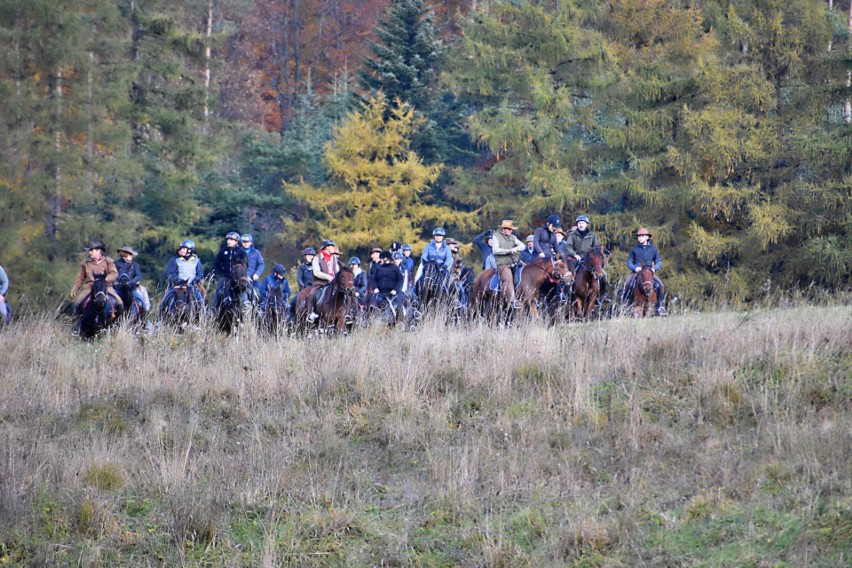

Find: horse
<box><xmin>78</xmin><ymin>276</ymin><xmax>122</xmax><ymax>339</ymax></box>
<box><xmin>517</xmin><ymin>256</ymin><xmax>574</xmax><ymax>321</ymax></box>
<box><xmin>628</xmin><ymin>265</ymin><xmax>658</xmax><ymax>318</ymax></box>
<box><xmin>364</xmin><ymin>291</ymin><xmax>417</xmax><ymax>329</ymax></box>
<box><xmin>216</xmin><ymin>262</ymin><xmax>255</xmax><ymax>334</ymax></box>
<box><xmin>413</xmin><ymin>261</ymin><xmax>454</xmax><ymax>315</ymax></box>
<box><xmin>293</xmin><ymin>266</ymin><xmax>356</xmax><ymax>334</ymax></box>
<box><xmin>159</xmin><ymin>284</ymin><xmax>203</xmax><ymax>330</ymax></box>
<box><xmin>571</xmin><ymin>247</ymin><xmax>607</xmax><ymax>320</ymax></box>
<box><xmin>114</xmin><ymin>274</ymin><xmax>147</xmax><ymax>329</ymax></box>
<box><xmin>261</xmin><ymin>284</ymin><xmax>290</xmax><ymax>335</ymax></box>
<box><xmin>0</xmin><ymin>301</ymin><xmax>12</xmax><ymax>327</ymax></box>
<box><xmin>471</xmin><ymin>266</ymin><xmax>514</xmax><ymax>324</ymax></box>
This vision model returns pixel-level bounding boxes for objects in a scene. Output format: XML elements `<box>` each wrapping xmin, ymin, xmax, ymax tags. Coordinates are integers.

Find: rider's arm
<box><xmin>130</xmin><ymin>262</ymin><xmax>143</xmax><ymax>286</ymax></box>
<box><xmin>70</xmin><ymin>263</ymin><xmax>86</xmax><ymax>296</ymax></box>
<box><xmin>532</xmin><ymin>228</ymin><xmax>545</xmax><ymax>256</ymax></box>
<box><xmin>0</xmin><ymin>266</ymin><xmax>8</xmax><ymax>296</ymax></box>
<box><xmin>253</xmin><ymin>252</ymin><xmax>265</xmax><ymax>280</ymax></box>
<box><xmin>564</xmin><ymin>234</ymin><xmax>579</xmax><ymax>258</ymax></box>
<box><xmin>653</xmin><ymin>247</ymin><xmax>662</xmax><ymax>272</ymax></box>
<box><xmin>105</xmin><ymin>259</ymin><xmax>119</xmax><ymax>284</ymax></box>
<box><xmin>193</xmin><ymin>259</ymin><xmax>204</xmax><ymax>283</ymax></box>
<box><xmin>281</xmin><ymin>279</ymin><xmax>291</xmax><ymax>302</ymax></box>
<box><xmin>626</xmin><ymin>247</ymin><xmax>639</xmax><ymax>272</ymax></box>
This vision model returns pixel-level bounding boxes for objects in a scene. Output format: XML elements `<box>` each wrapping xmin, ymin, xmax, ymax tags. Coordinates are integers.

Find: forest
<box><xmin>1</xmin><ymin>0</ymin><xmax>850</xmax><ymax>308</ymax></box>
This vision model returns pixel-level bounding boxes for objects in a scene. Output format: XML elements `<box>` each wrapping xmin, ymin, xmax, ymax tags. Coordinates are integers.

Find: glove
<box><xmin>70</xmin><ymin>290</ymin><xmax>77</xmax><ymax>299</ymax></box>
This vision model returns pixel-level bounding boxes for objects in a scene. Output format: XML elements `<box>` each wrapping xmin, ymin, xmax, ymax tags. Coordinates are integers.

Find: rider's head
<box><xmin>401</xmin><ymin>244</ymin><xmax>412</xmax><ymax>256</ymax></box>
<box><xmin>370</xmin><ymin>247</ymin><xmax>382</xmax><ymax>262</ymax></box>
<box><xmin>392</xmin><ymin>251</ymin><xmax>404</xmax><ymax>264</ymax></box>
<box><xmin>87</xmin><ymin>241</ymin><xmax>105</xmax><ymax>260</ymax></box>
<box><xmin>302</xmin><ymin>247</ymin><xmax>316</xmax><ymax>261</ymax></box>
<box><xmin>546</xmin><ymin>214</ymin><xmax>561</xmax><ymax>230</ymax></box>
<box><xmin>446</xmin><ymin>238</ymin><xmax>460</xmax><ymax>255</ymax></box>
<box><xmin>379</xmin><ymin>250</ymin><xmax>393</xmax><ymax>263</ymax></box>
<box><xmin>432</xmin><ymin>227</ymin><xmax>446</xmax><ymax>241</ymax></box>
<box><xmin>554</xmin><ymin>228</ymin><xmax>566</xmax><ymax>241</ymax></box>
<box><xmin>273</xmin><ymin>263</ymin><xmax>286</xmax><ymax>278</ymax></box>
<box><xmin>575</xmin><ymin>215</ymin><xmax>590</xmax><ymax>231</ymax></box>
<box><xmin>117</xmin><ymin>246</ymin><xmax>138</xmax><ymax>261</ymax></box>
<box><xmin>177</xmin><ymin>239</ymin><xmax>195</xmax><ymax>257</ymax></box>
<box><xmin>636</xmin><ymin>227</ymin><xmax>652</xmax><ymax>242</ymax></box>
<box><xmin>349</xmin><ymin>257</ymin><xmax>361</xmax><ymax>267</ymax></box>
<box><xmin>525</xmin><ymin>235</ymin><xmax>534</xmax><ymax>246</ymax></box>
<box><xmin>499</xmin><ymin>220</ymin><xmax>517</xmax><ymax>235</ymax></box>
<box><xmin>225</xmin><ymin>231</ymin><xmax>240</xmax><ymax>247</ymax></box>
<box><xmin>240</xmin><ymin>234</ymin><xmax>253</xmax><ymax>248</ymax></box>
<box><xmin>320</xmin><ymin>239</ymin><xmax>336</xmax><ymax>253</ymax></box>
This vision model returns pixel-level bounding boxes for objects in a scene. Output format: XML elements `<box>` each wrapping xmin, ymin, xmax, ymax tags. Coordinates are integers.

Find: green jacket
<box><xmin>492</xmin><ymin>231</ymin><xmax>524</xmax><ymax>267</ymax></box>
<box><xmin>564</xmin><ymin>229</ymin><xmax>600</xmax><ymax>258</ymax></box>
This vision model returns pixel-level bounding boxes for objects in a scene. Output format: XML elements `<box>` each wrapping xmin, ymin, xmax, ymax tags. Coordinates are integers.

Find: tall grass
<box><xmin>0</xmin><ymin>305</ymin><xmax>849</xmax><ymax>566</ymax></box>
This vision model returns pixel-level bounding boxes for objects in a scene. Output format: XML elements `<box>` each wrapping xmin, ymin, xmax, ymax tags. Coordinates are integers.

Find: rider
<box><xmin>491</xmin><ymin>220</ymin><xmax>525</xmax><ymax>308</ymax></box>
<box><xmin>533</xmin><ymin>214</ymin><xmax>561</xmax><ymax>258</ymax></box>
<box><xmin>213</xmin><ymin>231</ymin><xmax>249</xmax><ymax>308</ymax></box>
<box><xmin>296</xmin><ymin>247</ymin><xmax>316</xmax><ymax>292</ymax></box>
<box><xmin>554</xmin><ymin>227</ymin><xmax>568</xmax><ymax>259</ymax></box>
<box><xmin>259</xmin><ymin>263</ymin><xmax>291</xmax><ymax>308</ymax></box>
<box><xmin>472</xmin><ymin>229</ymin><xmax>494</xmax><ymax>270</ymax></box>
<box><xmin>372</xmin><ymin>250</ymin><xmax>405</xmax><ymax>312</ymax></box>
<box><xmin>415</xmin><ymin>227</ymin><xmax>454</xmax><ymax>284</ymax></box>
<box><xmin>349</xmin><ymin>257</ymin><xmax>369</xmax><ymax>303</ymax></box>
<box><xmin>624</xmin><ymin>227</ymin><xmax>667</xmax><ymax>315</ymax></box>
<box><xmin>0</xmin><ymin>265</ymin><xmax>8</xmax><ymax>321</ymax></box>
<box><xmin>240</xmin><ymin>233</ymin><xmax>265</xmax><ymax>303</ymax></box>
<box><xmin>161</xmin><ymin>239</ymin><xmax>205</xmax><ymax>312</ymax></box>
<box><xmin>564</xmin><ymin>215</ymin><xmax>611</xmax><ymax>303</ymax></box>
<box><xmin>447</xmin><ymin>240</ymin><xmax>475</xmax><ymax>298</ymax></box>
<box><xmin>306</xmin><ymin>239</ymin><xmax>340</xmax><ymax>322</ymax></box>
<box><xmin>517</xmin><ymin>235</ymin><xmax>537</xmax><ymax>287</ymax></box>
<box><xmin>70</xmin><ymin>241</ymin><xmax>123</xmax><ymax>332</ymax></box>
<box><xmin>114</xmin><ymin>246</ymin><xmax>151</xmax><ymax>312</ymax></box>
<box><xmin>399</xmin><ymin>244</ymin><xmax>415</xmax><ymax>293</ymax></box>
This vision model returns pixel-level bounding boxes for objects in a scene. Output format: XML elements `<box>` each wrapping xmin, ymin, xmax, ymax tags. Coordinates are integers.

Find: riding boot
<box><xmin>72</xmin><ymin>305</ymin><xmax>83</xmax><ymax>335</ymax></box>
<box><xmin>598</xmin><ymin>275</ymin><xmax>612</xmax><ymax>304</ymax></box>
<box><xmin>655</xmin><ymin>281</ymin><xmax>667</xmax><ymax>316</ymax></box>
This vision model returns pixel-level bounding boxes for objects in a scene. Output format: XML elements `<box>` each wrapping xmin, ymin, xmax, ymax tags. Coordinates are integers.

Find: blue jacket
<box><xmin>243</xmin><ymin>246</ymin><xmax>265</xmax><ymax>280</ymax></box>
<box><xmin>472</xmin><ymin>231</ymin><xmax>493</xmax><ymax>269</ymax></box>
<box><xmin>213</xmin><ymin>245</ymin><xmax>248</xmax><ymax>278</ymax></box>
<box><xmin>421</xmin><ymin>240</ymin><xmax>454</xmax><ymax>270</ymax></box>
<box><xmin>115</xmin><ymin>258</ymin><xmax>142</xmax><ymax>287</ymax></box>
<box><xmin>627</xmin><ymin>242</ymin><xmax>662</xmax><ymax>272</ymax></box>
<box><xmin>259</xmin><ymin>274</ymin><xmax>290</xmax><ymax>305</ymax></box>
<box><xmin>353</xmin><ymin>269</ymin><xmax>368</xmax><ymax>297</ymax></box>
<box><xmin>373</xmin><ymin>263</ymin><xmax>404</xmax><ymax>294</ymax></box>
<box><xmin>165</xmin><ymin>254</ymin><xmax>204</xmax><ymax>286</ymax></box>
<box><xmin>519</xmin><ymin>247</ymin><xmax>537</xmax><ymax>266</ymax></box>
<box><xmin>533</xmin><ymin>225</ymin><xmax>557</xmax><ymax>257</ymax></box>
<box><xmin>0</xmin><ymin>265</ymin><xmax>8</xmax><ymax>296</ymax></box>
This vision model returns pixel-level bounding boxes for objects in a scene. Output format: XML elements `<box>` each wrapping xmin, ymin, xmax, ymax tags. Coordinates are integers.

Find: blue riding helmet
<box><xmin>273</xmin><ymin>264</ymin><xmax>286</xmax><ymax>275</ymax></box>
<box><xmin>575</xmin><ymin>215</ymin><xmax>590</xmax><ymax>224</ymax></box>
<box><xmin>179</xmin><ymin>239</ymin><xmax>195</xmax><ymax>251</ymax></box>
<box><xmin>432</xmin><ymin>227</ymin><xmax>446</xmax><ymax>237</ymax></box>
<box><xmin>321</xmin><ymin>239</ymin><xmax>336</xmax><ymax>249</ymax></box>
<box><xmin>349</xmin><ymin>257</ymin><xmax>361</xmax><ymax>265</ymax></box>
<box><xmin>401</xmin><ymin>244</ymin><xmax>412</xmax><ymax>251</ymax></box>
<box><xmin>225</xmin><ymin>231</ymin><xmax>240</xmax><ymax>241</ymax></box>
<box><xmin>392</xmin><ymin>251</ymin><xmax>404</xmax><ymax>260</ymax></box>
<box><xmin>240</xmin><ymin>233</ymin><xmax>253</xmax><ymax>243</ymax></box>
<box><xmin>302</xmin><ymin>247</ymin><xmax>317</xmax><ymax>256</ymax></box>
<box><xmin>546</xmin><ymin>214</ymin><xmax>561</xmax><ymax>227</ymax></box>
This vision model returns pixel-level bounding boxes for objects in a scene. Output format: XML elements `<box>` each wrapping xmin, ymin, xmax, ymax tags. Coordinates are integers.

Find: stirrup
<box><xmin>656</xmin><ymin>306</ymin><xmax>668</xmax><ymax>316</ymax></box>
<box><xmin>306</xmin><ymin>312</ymin><xmax>319</xmax><ymax>323</ymax></box>
<box><xmin>512</xmin><ymin>299</ymin><xmax>522</xmax><ymax>310</ymax></box>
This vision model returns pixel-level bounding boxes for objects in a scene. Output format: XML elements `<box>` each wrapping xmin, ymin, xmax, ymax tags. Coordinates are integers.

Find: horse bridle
<box><xmin>526</xmin><ymin>257</ymin><xmax>572</xmax><ymax>283</ymax></box>
<box><xmin>640</xmin><ymin>267</ymin><xmax>655</xmax><ymax>296</ymax></box>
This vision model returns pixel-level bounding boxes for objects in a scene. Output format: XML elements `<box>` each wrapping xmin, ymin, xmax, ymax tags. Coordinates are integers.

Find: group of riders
<box><xmin>64</xmin><ymin>214</ymin><xmax>667</xmax><ymax>333</ymax></box>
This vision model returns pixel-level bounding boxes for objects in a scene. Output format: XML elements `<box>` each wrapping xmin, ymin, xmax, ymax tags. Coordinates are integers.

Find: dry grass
<box><xmin>0</xmin><ymin>305</ymin><xmax>849</xmax><ymax>566</ymax></box>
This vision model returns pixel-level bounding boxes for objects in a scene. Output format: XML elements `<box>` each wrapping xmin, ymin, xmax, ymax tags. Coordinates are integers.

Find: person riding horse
<box><xmin>240</xmin><ymin>233</ymin><xmax>265</xmax><ymax>304</ymax></box>
<box><xmin>70</xmin><ymin>241</ymin><xmax>123</xmax><ymax>334</ymax></box>
<box><xmin>491</xmin><ymin>219</ymin><xmax>526</xmax><ymax>309</ymax></box>
<box><xmin>623</xmin><ymin>228</ymin><xmax>667</xmax><ymax>316</ymax></box>
<box><xmin>213</xmin><ymin>231</ymin><xmax>249</xmax><ymax>309</ymax></box>
<box><xmin>349</xmin><ymin>257</ymin><xmax>369</xmax><ymax>303</ymax></box>
<box><xmin>564</xmin><ymin>215</ymin><xmax>611</xmax><ymax>304</ymax></box>
<box><xmin>160</xmin><ymin>239</ymin><xmax>205</xmax><ymax>314</ymax></box>
<box><xmin>370</xmin><ymin>250</ymin><xmax>406</xmax><ymax>313</ymax></box>
<box><xmin>533</xmin><ymin>214</ymin><xmax>561</xmax><ymax>258</ymax></box>
<box><xmin>259</xmin><ymin>263</ymin><xmax>291</xmax><ymax>309</ymax></box>
<box><xmin>306</xmin><ymin>239</ymin><xmax>341</xmax><ymax>323</ymax></box>
<box><xmin>0</xmin><ymin>265</ymin><xmax>10</xmax><ymax>323</ymax></box>
<box><xmin>414</xmin><ymin>228</ymin><xmax>454</xmax><ymax>286</ymax></box>
<box><xmin>114</xmin><ymin>246</ymin><xmax>151</xmax><ymax>315</ymax></box>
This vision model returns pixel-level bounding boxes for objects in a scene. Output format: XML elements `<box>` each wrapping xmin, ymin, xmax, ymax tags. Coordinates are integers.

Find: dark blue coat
<box><xmin>296</xmin><ymin>263</ymin><xmax>313</xmax><ymax>291</ymax></box>
<box><xmin>165</xmin><ymin>255</ymin><xmax>204</xmax><ymax>286</ymax></box>
<box><xmin>627</xmin><ymin>242</ymin><xmax>662</xmax><ymax>272</ymax></box>
<box><xmin>472</xmin><ymin>231</ymin><xmax>493</xmax><ymax>269</ymax></box>
<box><xmin>353</xmin><ymin>270</ymin><xmax>369</xmax><ymax>297</ymax></box>
<box><xmin>259</xmin><ymin>274</ymin><xmax>291</xmax><ymax>305</ymax></box>
<box><xmin>115</xmin><ymin>258</ymin><xmax>142</xmax><ymax>287</ymax></box>
<box><xmin>533</xmin><ymin>225</ymin><xmax>557</xmax><ymax>257</ymax></box>
<box><xmin>243</xmin><ymin>246</ymin><xmax>265</xmax><ymax>280</ymax></box>
<box><xmin>519</xmin><ymin>247</ymin><xmax>537</xmax><ymax>266</ymax></box>
<box><xmin>213</xmin><ymin>245</ymin><xmax>248</xmax><ymax>278</ymax></box>
<box><xmin>372</xmin><ymin>263</ymin><xmax>404</xmax><ymax>294</ymax></box>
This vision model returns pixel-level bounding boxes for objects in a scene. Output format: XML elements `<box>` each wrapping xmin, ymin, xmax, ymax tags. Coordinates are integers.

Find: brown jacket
<box><xmin>71</xmin><ymin>256</ymin><xmax>123</xmax><ymax>306</ymax></box>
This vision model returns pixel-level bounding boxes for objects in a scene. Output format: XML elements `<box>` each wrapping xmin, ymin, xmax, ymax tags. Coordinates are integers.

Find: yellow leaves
<box><xmin>688</xmin><ymin>222</ymin><xmax>740</xmax><ymax>267</ymax></box>
<box><xmin>748</xmin><ymin>201</ymin><xmax>792</xmax><ymax>251</ymax></box>
<box><xmin>18</xmin><ymin>223</ymin><xmax>45</xmax><ymax>244</ymax></box>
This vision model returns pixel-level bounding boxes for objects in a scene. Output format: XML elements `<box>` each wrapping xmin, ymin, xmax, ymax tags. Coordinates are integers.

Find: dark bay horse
<box><xmin>571</xmin><ymin>247</ymin><xmax>607</xmax><ymax>320</ymax></box>
<box><xmin>294</xmin><ymin>266</ymin><xmax>356</xmax><ymax>334</ymax></box>
<box><xmin>629</xmin><ymin>265</ymin><xmax>658</xmax><ymax>318</ymax></box>
<box><xmin>115</xmin><ymin>275</ymin><xmax>147</xmax><ymax>328</ymax></box>
<box><xmin>160</xmin><ymin>284</ymin><xmax>203</xmax><ymax>329</ymax></box>
<box><xmin>364</xmin><ymin>292</ymin><xmax>417</xmax><ymax>329</ymax></box>
<box><xmin>414</xmin><ymin>261</ymin><xmax>453</xmax><ymax>315</ymax></box>
<box><xmin>217</xmin><ymin>262</ymin><xmax>254</xmax><ymax>334</ymax></box>
<box><xmin>262</xmin><ymin>285</ymin><xmax>290</xmax><ymax>335</ymax></box>
<box><xmin>517</xmin><ymin>256</ymin><xmax>574</xmax><ymax>320</ymax></box>
<box><xmin>79</xmin><ymin>276</ymin><xmax>122</xmax><ymax>339</ymax></box>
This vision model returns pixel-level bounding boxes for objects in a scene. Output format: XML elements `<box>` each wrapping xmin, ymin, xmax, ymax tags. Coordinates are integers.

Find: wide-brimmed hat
<box><xmin>87</xmin><ymin>240</ymin><xmax>105</xmax><ymax>251</ymax></box>
<box><xmin>371</xmin><ymin>247</ymin><xmax>382</xmax><ymax>254</ymax></box>
<box><xmin>445</xmin><ymin>237</ymin><xmax>458</xmax><ymax>245</ymax></box>
<box><xmin>636</xmin><ymin>227</ymin><xmax>652</xmax><ymax>237</ymax></box>
<box><xmin>499</xmin><ymin>219</ymin><xmax>517</xmax><ymax>230</ymax></box>
<box><xmin>554</xmin><ymin>227</ymin><xmax>566</xmax><ymax>236</ymax></box>
<box><xmin>117</xmin><ymin>245</ymin><xmax>138</xmax><ymax>256</ymax></box>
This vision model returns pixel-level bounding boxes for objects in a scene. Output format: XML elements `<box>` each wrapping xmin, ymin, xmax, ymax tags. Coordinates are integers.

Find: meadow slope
<box><xmin>0</xmin><ymin>306</ymin><xmax>849</xmax><ymax>566</ymax></box>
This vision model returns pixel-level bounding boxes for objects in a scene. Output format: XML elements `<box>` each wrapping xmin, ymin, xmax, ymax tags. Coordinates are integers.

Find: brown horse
<box><xmin>630</xmin><ymin>266</ymin><xmax>658</xmax><ymax>318</ymax></box>
<box><xmin>294</xmin><ymin>266</ymin><xmax>356</xmax><ymax>333</ymax></box>
<box><xmin>471</xmin><ymin>267</ymin><xmax>510</xmax><ymax>323</ymax></box>
<box><xmin>571</xmin><ymin>247</ymin><xmax>606</xmax><ymax>320</ymax></box>
<box><xmin>517</xmin><ymin>256</ymin><xmax>574</xmax><ymax>320</ymax></box>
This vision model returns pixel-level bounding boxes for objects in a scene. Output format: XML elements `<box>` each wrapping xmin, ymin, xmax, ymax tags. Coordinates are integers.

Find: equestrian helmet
<box><xmin>392</xmin><ymin>251</ymin><xmax>404</xmax><ymax>260</ymax></box>
<box><xmin>379</xmin><ymin>250</ymin><xmax>392</xmax><ymax>260</ymax></box>
<box><xmin>432</xmin><ymin>227</ymin><xmax>446</xmax><ymax>237</ymax></box>
<box><xmin>348</xmin><ymin>257</ymin><xmax>361</xmax><ymax>265</ymax></box>
<box><xmin>390</xmin><ymin>241</ymin><xmax>401</xmax><ymax>251</ymax></box>
<box><xmin>273</xmin><ymin>263</ymin><xmax>286</xmax><ymax>275</ymax></box>
<box><xmin>575</xmin><ymin>215</ymin><xmax>590</xmax><ymax>224</ymax></box>
<box><xmin>401</xmin><ymin>244</ymin><xmax>412</xmax><ymax>252</ymax></box>
<box><xmin>225</xmin><ymin>231</ymin><xmax>240</xmax><ymax>241</ymax></box>
<box><xmin>321</xmin><ymin>239</ymin><xmax>336</xmax><ymax>249</ymax></box>
<box><xmin>180</xmin><ymin>239</ymin><xmax>195</xmax><ymax>251</ymax></box>
<box><xmin>546</xmin><ymin>214</ymin><xmax>561</xmax><ymax>227</ymax></box>
<box><xmin>302</xmin><ymin>247</ymin><xmax>316</xmax><ymax>256</ymax></box>
<box><xmin>240</xmin><ymin>233</ymin><xmax>253</xmax><ymax>243</ymax></box>
<box><xmin>87</xmin><ymin>240</ymin><xmax>105</xmax><ymax>251</ymax></box>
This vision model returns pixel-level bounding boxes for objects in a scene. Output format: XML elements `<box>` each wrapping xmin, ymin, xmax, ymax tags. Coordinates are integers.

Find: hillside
<box><xmin>0</xmin><ymin>306</ymin><xmax>849</xmax><ymax>566</ymax></box>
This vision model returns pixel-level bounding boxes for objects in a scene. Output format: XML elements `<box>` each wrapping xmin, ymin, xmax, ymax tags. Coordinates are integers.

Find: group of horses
<box><xmin>70</xmin><ymin>246</ymin><xmax>660</xmax><ymax>339</ymax></box>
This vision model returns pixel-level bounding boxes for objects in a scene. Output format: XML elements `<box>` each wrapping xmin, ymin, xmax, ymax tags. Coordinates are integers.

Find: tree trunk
<box><xmin>204</xmin><ymin>0</ymin><xmax>213</xmax><ymax>129</ymax></box>
<box><xmin>846</xmin><ymin>1</ymin><xmax>852</xmax><ymax>123</ymax></box>
<box><xmin>49</xmin><ymin>69</ymin><xmax>63</xmax><ymax>242</ymax></box>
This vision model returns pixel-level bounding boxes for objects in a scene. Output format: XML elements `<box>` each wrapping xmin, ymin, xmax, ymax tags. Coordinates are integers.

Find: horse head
<box><xmin>551</xmin><ymin>256</ymin><xmax>574</xmax><ymax>285</ymax></box>
<box><xmin>335</xmin><ymin>266</ymin><xmax>356</xmax><ymax>299</ymax></box>
<box><xmin>231</xmin><ymin>262</ymin><xmax>251</xmax><ymax>293</ymax></box>
<box><xmin>639</xmin><ymin>265</ymin><xmax>655</xmax><ymax>296</ymax></box>
<box><xmin>584</xmin><ymin>247</ymin><xmax>606</xmax><ymax>280</ymax></box>
<box><xmin>91</xmin><ymin>276</ymin><xmax>109</xmax><ymax>311</ymax></box>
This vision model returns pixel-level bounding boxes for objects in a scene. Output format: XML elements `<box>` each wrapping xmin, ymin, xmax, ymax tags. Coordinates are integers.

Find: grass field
<box><xmin>0</xmin><ymin>305</ymin><xmax>849</xmax><ymax>566</ymax></box>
